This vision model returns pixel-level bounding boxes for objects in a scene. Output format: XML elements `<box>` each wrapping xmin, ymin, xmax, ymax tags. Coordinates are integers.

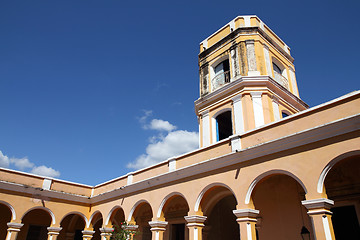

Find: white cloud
<box><xmin>127</xmin><ymin>130</ymin><xmax>199</xmax><ymax>169</ymax></box>
<box><xmin>10</xmin><ymin>157</ymin><xmax>34</xmax><ymax>170</ymax></box>
<box><xmin>149</xmin><ymin>119</ymin><xmax>177</xmax><ymax>132</ymax></box>
<box><xmin>31</xmin><ymin>165</ymin><xmax>61</xmax><ymax>178</ymax></box>
<box><xmin>0</xmin><ymin>150</ymin><xmax>60</xmax><ymax>178</ymax></box>
<box><xmin>0</xmin><ymin>151</ymin><xmax>10</xmax><ymax>168</ymax></box>
<box><xmin>138</xmin><ymin>110</ymin><xmax>153</xmax><ymax>127</ymax></box>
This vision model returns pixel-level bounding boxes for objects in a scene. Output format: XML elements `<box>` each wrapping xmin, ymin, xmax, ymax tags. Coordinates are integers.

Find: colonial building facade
<box><xmin>1</xmin><ymin>15</ymin><xmax>359</xmax><ymax>240</ymax></box>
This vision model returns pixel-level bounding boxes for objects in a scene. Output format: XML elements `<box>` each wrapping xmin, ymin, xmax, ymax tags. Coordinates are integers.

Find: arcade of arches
<box><xmin>1</xmin><ymin>152</ymin><xmax>359</xmax><ymax>240</ymax></box>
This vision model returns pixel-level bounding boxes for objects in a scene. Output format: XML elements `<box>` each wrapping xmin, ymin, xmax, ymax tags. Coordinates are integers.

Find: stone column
<box><xmin>302</xmin><ymin>198</ymin><xmax>335</xmax><ymax>240</ymax></box>
<box><xmin>124</xmin><ymin>225</ymin><xmax>139</xmax><ymax>240</ymax></box>
<box><xmin>250</xmin><ymin>92</ymin><xmax>264</xmax><ymax>127</ymax></box>
<box><xmin>233</xmin><ymin>209</ymin><xmax>259</xmax><ymax>240</ymax></box>
<box><xmin>82</xmin><ymin>230</ymin><xmax>95</xmax><ymax>240</ymax></box>
<box><xmin>47</xmin><ymin>227</ymin><xmax>62</xmax><ymax>240</ymax></box>
<box><xmin>232</xmin><ymin>94</ymin><xmax>245</xmax><ymax>134</ymax></box>
<box><xmin>184</xmin><ymin>215</ymin><xmax>207</xmax><ymax>240</ymax></box>
<box><xmin>201</xmin><ymin>110</ymin><xmax>210</xmax><ymax>147</ymax></box>
<box><xmin>230</xmin><ymin>45</ymin><xmax>240</xmax><ymax>79</ymax></box>
<box><xmin>149</xmin><ymin>221</ymin><xmax>167</xmax><ymax>240</ymax></box>
<box><xmin>6</xmin><ymin>222</ymin><xmax>23</xmax><ymax>240</ymax></box>
<box><xmin>100</xmin><ymin>227</ymin><xmax>114</xmax><ymax>240</ymax></box>
<box><xmin>271</xmin><ymin>96</ymin><xmax>280</xmax><ymax>121</ymax></box>
<box><xmin>245</xmin><ymin>40</ymin><xmax>260</xmax><ymax>76</ymax></box>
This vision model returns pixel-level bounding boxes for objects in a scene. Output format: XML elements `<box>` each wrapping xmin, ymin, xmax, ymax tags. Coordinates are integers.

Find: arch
<box><xmin>281</xmin><ymin>110</ymin><xmax>291</xmax><ymax>118</ymax></box>
<box><xmin>60</xmin><ymin>211</ymin><xmax>89</xmax><ymax>228</ymax></box>
<box><xmin>21</xmin><ymin>206</ymin><xmax>56</xmax><ymax>225</ymax></box>
<box><xmin>127</xmin><ymin>200</ymin><xmax>152</xmax><ymax>222</ymax></box>
<box><xmin>210</xmin><ymin>55</ymin><xmax>229</xmax><ymax>78</ymax></box>
<box><xmin>317</xmin><ymin>150</ymin><xmax>360</xmax><ymax>194</ymax></box>
<box><xmin>0</xmin><ymin>200</ymin><xmax>16</xmax><ymax>221</ymax></box>
<box><xmin>271</xmin><ymin>57</ymin><xmax>286</xmax><ymax>75</ymax></box>
<box><xmin>105</xmin><ymin>206</ymin><xmax>124</xmax><ymax>226</ymax></box>
<box><xmin>245</xmin><ymin>169</ymin><xmax>307</xmax><ymax>204</ymax></box>
<box><xmin>211</xmin><ymin>108</ymin><xmax>233</xmax><ymax>143</ymax></box>
<box><xmin>156</xmin><ymin>192</ymin><xmax>189</xmax><ymax>219</ymax></box>
<box><xmin>195</xmin><ymin>182</ymin><xmax>237</xmax><ymax>213</ymax></box>
<box><xmin>88</xmin><ymin>210</ymin><xmax>103</xmax><ymax>228</ymax></box>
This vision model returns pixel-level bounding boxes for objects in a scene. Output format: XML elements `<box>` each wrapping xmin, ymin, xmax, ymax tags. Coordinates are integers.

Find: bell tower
<box><xmin>195</xmin><ymin>15</ymin><xmax>308</xmax><ymax>148</ymax></box>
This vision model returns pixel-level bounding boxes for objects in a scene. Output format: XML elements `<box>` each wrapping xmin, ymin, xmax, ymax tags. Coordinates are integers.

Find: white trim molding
<box><xmin>250</xmin><ymin>92</ymin><xmax>265</xmax><ymax>127</ymax></box>
<box><xmin>301</xmin><ymin>198</ymin><xmax>334</xmax><ymax>213</ymax></box>
<box><xmin>201</xmin><ymin>110</ymin><xmax>210</xmax><ymax>147</ymax></box>
<box><xmin>232</xmin><ymin>95</ymin><xmax>245</xmax><ymax>134</ymax></box>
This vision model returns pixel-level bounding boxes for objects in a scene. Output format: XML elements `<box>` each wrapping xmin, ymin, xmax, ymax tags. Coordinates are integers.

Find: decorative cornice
<box><xmin>7</xmin><ymin>222</ymin><xmax>23</xmax><ymax>231</ymax></box>
<box><xmin>47</xmin><ymin>227</ymin><xmax>62</xmax><ymax>234</ymax></box>
<box><xmin>233</xmin><ymin>209</ymin><xmax>260</xmax><ymax>218</ymax></box>
<box><xmin>301</xmin><ymin>198</ymin><xmax>334</xmax><ymax>210</ymax></box>
<box><xmin>149</xmin><ymin>221</ymin><xmax>168</xmax><ymax>231</ymax></box>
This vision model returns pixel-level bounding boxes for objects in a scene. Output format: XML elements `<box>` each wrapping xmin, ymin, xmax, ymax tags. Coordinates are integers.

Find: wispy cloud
<box><xmin>0</xmin><ymin>150</ymin><xmax>61</xmax><ymax>178</ymax></box>
<box><xmin>127</xmin><ymin>111</ymin><xmax>199</xmax><ymax>170</ymax></box>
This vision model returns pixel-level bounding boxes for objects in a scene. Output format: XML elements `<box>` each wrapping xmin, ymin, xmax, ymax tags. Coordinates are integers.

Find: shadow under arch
<box><xmin>195</xmin><ymin>182</ymin><xmax>237</xmax><ymax>213</ymax></box>
<box><xmin>21</xmin><ymin>206</ymin><xmax>56</xmax><ymax>225</ymax></box>
<box><xmin>105</xmin><ymin>206</ymin><xmax>125</xmax><ymax>226</ymax></box>
<box><xmin>88</xmin><ymin>210</ymin><xmax>103</xmax><ymax>229</ymax></box>
<box><xmin>245</xmin><ymin>169</ymin><xmax>308</xmax><ymax>204</ymax></box>
<box><xmin>127</xmin><ymin>200</ymin><xmax>152</xmax><ymax>222</ymax></box>
<box><xmin>0</xmin><ymin>200</ymin><xmax>16</xmax><ymax>221</ymax></box>
<box><xmin>317</xmin><ymin>150</ymin><xmax>360</xmax><ymax>194</ymax></box>
<box><xmin>156</xmin><ymin>192</ymin><xmax>189</xmax><ymax>219</ymax></box>
<box><xmin>60</xmin><ymin>211</ymin><xmax>89</xmax><ymax>228</ymax></box>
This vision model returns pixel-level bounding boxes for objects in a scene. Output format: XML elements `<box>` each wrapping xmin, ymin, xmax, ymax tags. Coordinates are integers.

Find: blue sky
<box><xmin>0</xmin><ymin>0</ymin><xmax>358</xmax><ymax>185</ymax></box>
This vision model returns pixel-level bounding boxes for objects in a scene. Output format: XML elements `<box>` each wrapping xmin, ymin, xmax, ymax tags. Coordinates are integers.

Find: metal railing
<box><xmin>211</xmin><ymin>71</ymin><xmax>230</xmax><ymax>90</ymax></box>
<box><xmin>273</xmin><ymin>71</ymin><xmax>289</xmax><ymax>90</ymax></box>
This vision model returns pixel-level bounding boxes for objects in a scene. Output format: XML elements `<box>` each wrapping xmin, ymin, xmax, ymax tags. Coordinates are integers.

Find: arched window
<box><xmin>211</xmin><ymin>58</ymin><xmax>230</xmax><ymax>91</ymax></box>
<box><xmin>273</xmin><ymin>62</ymin><xmax>282</xmax><ymax>75</ymax></box>
<box><xmin>282</xmin><ymin>111</ymin><xmax>290</xmax><ymax>118</ymax></box>
<box><xmin>216</xmin><ymin>111</ymin><xmax>233</xmax><ymax>141</ymax></box>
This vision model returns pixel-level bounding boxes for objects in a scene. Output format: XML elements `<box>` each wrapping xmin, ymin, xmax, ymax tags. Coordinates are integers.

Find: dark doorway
<box><xmin>331</xmin><ymin>205</ymin><xmax>360</xmax><ymax>240</ymax></box>
<box><xmin>26</xmin><ymin>225</ymin><xmax>48</xmax><ymax>240</ymax></box>
<box><xmin>216</xmin><ymin>111</ymin><xmax>233</xmax><ymax>141</ymax></box>
<box><xmin>171</xmin><ymin>224</ymin><xmax>185</xmax><ymax>240</ymax></box>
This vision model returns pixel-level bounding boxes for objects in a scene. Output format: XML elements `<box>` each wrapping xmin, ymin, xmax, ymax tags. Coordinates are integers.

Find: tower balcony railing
<box><xmin>211</xmin><ymin>71</ymin><xmax>230</xmax><ymax>91</ymax></box>
<box><xmin>273</xmin><ymin>71</ymin><xmax>289</xmax><ymax>90</ymax></box>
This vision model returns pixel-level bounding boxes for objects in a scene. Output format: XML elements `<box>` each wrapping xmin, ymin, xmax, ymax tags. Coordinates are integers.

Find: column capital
<box><xmin>82</xmin><ymin>230</ymin><xmax>95</xmax><ymax>240</ymax></box>
<box><xmin>149</xmin><ymin>221</ymin><xmax>168</xmax><ymax>231</ymax></box>
<box><xmin>232</xmin><ymin>94</ymin><xmax>242</xmax><ymax>103</ymax></box>
<box><xmin>7</xmin><ymin>222</ymin><xmax>23</xmax><ymax>231</ymax></box>
<box><xmin>185</xmin><ymin>215</ymin><xmax>207</xmax><ymax>227</ymax></box>
<box><xmin>124</xmin><ymin>225</ymin><xmax>138</xmax><ymax>231</ymax></box>
<box><xmin>201</xmin><ymin>110</ymin><xmax>209</xmax><ymax>117</ymax></box>
<box><xmin>245</xmin><ymin>39</ymin><xmax>255</xmax><ymax>44</ymax></box>
<box><xmin>100</xmin><ymin>227</ymin><xmax>114</xmax><ymax>235</ymax></box>
<box><xmin>271</xmin><ymin>95</ymin><xmax>279</xmax><ymax>103</ymax></box>
<box><xmin>47</xmin><ymin>227</ymin><xmax>62</xmax><ymax>235</ymax></box>
<box><xmin>250</xmin><ymin>92</ymin><xmax>262</xmax><ymax>98</ymax></box>
<box><xmin>233</xmin><ymin>209</ymin><xmax>259</xmax><ymax>222</ymax></box>
<box><xmin>302</xmin><ymin>198</ymin><xmax>334</xmax><ymax>215</ymax></box>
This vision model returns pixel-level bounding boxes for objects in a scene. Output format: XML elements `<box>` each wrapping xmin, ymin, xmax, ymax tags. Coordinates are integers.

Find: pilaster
<box><xmin>149</xmin><ymin>221</ymin><xmax>168</xmax><ymax>240</ymax></box>
<box><xmin>201</xmin><ymin>110</ymin><xmax>210</xmax><ymax>147</ymax></box>
<box><xmin>302</xmin><ymin>198</ymin><xmax>335</xmax><ymax>240</ymax></box>
<box><xmin>184</xmin><ymin>215</ymin><xmax>207</xmax><ymax>240</ymax></box>
<box><xmin>271</xmin><ymin>96</ymin><xmax>280</xmax><ymax>121</ymax></box>
<box><xmin>245</xmin><ymin>40</ymin><xmax>260</xmax><ymax>76</ymax></box>
<box><xmin>6</xmin><ymin>222</ymin><xmax>23</xmax><ymax>240</ymax></box>
<box><xmin>232</xmin><ymin>95</ymin><xmax>245</xmax><ymax>134</ymax></box>
<box><xmin>250</xmin><ymin>92</ymin><xmax>265</xmax><ymax>127</ymax></box>
<box><xmin>230</xmin><ymin>45</ymin><xmax>240</xmax><ymax>79</ymax></box>
<box><xmin>263</xmin><ymin>44</ymin><xmax>272</xmax><ymax>76</ymax></box>
<box><xmin>233</xmin><ymin>209</ymin><xmax>259</xmax><ymax>240</ymax></box>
